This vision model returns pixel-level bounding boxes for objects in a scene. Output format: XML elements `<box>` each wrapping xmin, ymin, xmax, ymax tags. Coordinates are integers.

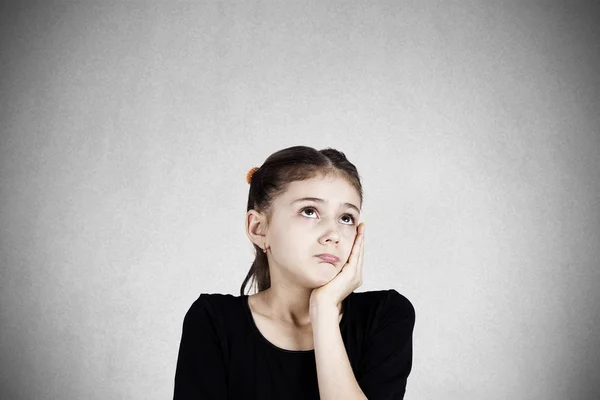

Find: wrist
<box><xmin>309</xmin><ymin>302</ymin><xmax>340</xmax><ymax>322</ymax></box>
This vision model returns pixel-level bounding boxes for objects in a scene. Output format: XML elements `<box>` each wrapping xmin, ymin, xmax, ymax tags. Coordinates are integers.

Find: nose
<box><xmin>319</xmin><ymin>219</ymin><xmax>341</xmax><ymax>245</ymax></box>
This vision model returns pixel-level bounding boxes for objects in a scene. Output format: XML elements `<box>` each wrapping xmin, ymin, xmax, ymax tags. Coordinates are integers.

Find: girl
<box><xmin>174</xmin><ymin>145</ymin><xmax>415</xmax><ymax>399</ymax></box>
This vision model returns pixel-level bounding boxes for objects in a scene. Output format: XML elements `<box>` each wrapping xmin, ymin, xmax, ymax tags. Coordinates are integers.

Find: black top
<box><xmin>174</xmin><ymin>289</ymin><xmax>415</xmax><ymax>399</ymax></box>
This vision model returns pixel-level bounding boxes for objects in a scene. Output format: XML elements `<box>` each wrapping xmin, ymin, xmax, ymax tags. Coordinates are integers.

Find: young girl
<box><xmin>174</xmin><ymin>145</ymin><xmax>415</xmax><ymax>399</ymax></box>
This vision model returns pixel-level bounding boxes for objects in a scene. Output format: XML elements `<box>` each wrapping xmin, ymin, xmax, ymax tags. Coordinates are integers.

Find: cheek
<box><xmin>271</xmin><ymin>228</ymin><xmax>306</xmax><ymax>255</ymax></box>
<box><xmin>343</xmin><ymin>235</ymin><xmax>358</xmax><ymax>258</ymax></box>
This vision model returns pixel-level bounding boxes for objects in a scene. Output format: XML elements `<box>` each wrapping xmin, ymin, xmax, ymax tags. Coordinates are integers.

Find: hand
<box><xmin>309</xmin><ymin>222</ymin><xmax>365</xmax><ymax>312</ymax></box>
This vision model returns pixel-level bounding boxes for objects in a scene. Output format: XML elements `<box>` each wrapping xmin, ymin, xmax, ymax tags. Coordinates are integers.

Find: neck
<box><xmin>260</xmin><ymin>286</ymin><xmax>342</xmax><ymax>328</ymax></box>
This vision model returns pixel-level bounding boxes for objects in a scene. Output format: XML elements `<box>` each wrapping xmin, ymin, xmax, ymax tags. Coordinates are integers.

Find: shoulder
<box><xmin>350</xmin><ymin>289</ymin><xmax>415</xmax><ymax>324</ymax></box>
<box><xmin>190</xmin><ymin>292</ymin><xmax>240</xmax><ymax>307</ymax></box>
<box><xmin>184</xmin><ymin>292</ymin><xmax>243</xmax><ymax>323</ymax></box>
<box><xmin>351</xmin><ymin>289</ymin><xmax>413</xmax><ymax>310</ymax></box>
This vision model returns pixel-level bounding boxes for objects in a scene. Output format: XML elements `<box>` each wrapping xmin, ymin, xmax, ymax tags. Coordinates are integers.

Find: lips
<box><xmin>316</xmin><ymin>254</ymin><xmax>340</xmax><ymax>263</ymax></box>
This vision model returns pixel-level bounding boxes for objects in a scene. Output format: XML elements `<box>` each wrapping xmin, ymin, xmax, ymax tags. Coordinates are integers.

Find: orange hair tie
<box><xmin>246</xmin><ymin>167</ymin><xmax>260</xmax><ymax>184</ymax></box>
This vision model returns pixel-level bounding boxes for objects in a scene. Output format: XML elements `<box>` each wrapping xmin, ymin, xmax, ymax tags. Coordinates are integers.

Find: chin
<box><xmin>298</xmin><ymin>260</ymin><xmax>338</xmax><ymax>287</ymax></box>
<box><xmin>312</xmin><ymin>269</ymin><xmax>337</xmax><ymax>286</ymax></box>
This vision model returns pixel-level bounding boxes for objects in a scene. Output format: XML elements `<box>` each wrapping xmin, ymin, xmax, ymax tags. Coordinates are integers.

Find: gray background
<box><xmin>1</xmin><ymin>1</ymin><xmax>599</xmax><ymax>399</ymax></box>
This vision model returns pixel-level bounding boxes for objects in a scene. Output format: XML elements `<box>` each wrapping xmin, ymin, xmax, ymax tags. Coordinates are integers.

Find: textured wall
<box><xmin>1</xmin><ymin>1</ymin><xmax>599</xmax><ymax>399</ymax></box>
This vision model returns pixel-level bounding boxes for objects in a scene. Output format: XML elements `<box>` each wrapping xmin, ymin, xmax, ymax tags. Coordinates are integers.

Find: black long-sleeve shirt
<box><xmin>174</xmin><ymin>289</ymin><xmax>415</xmax><ymax>399</ymax></box>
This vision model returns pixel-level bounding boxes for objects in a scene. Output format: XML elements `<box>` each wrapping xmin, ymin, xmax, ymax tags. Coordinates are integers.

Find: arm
<box><xmin>173</xmin><ymin>295</ymin><xmax>228</xmax><ymax>399</ymax></box>
<box><xmin>312</xmin><ymin>304</ymin><xmax>368</xmax><ymax>400</ymax></box>
<box><xmin>355</xmin><ymin>290</ymin><xmax>415</xmax><ymax>399</ymax></box>
<box><xmin>313</xmin><ymin>290</ymin><xmax>415</xmax><ymax>400</ymax></box>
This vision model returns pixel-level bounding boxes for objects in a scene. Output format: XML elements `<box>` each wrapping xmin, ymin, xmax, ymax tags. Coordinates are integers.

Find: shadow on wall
<box><xmin>568</xmin><ymin>310</ymin><xmax>600</xmax><ymax>400</ymax></box>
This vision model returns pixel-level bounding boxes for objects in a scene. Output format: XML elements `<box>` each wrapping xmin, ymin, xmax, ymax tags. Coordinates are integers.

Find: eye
<box><xmin>299</xmin><ymin>207</ymin><xmax>356</xmax><ymax>225</ymax></box>
<box><xmin>340</xmin><ymin>214</ymin><xmax>355</xmax><ymax>224</ymax></box>
<box><xmin>300</xmin><ymin>207</ymin><xmax>318</xmax><ymax>218</ymax></box>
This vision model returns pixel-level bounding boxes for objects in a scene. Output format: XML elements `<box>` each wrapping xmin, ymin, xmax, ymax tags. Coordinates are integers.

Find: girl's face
<box><xmin>265</xmin><ymin>174</ymin><xmax>362</xmax><ymax>288</ymax></box>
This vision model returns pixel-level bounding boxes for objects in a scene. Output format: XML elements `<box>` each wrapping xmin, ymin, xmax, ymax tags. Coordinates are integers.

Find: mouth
<box><xmin>316</xmin><ymin>254</ymin><xmax>340</xmax><ymax>263</ymax></box>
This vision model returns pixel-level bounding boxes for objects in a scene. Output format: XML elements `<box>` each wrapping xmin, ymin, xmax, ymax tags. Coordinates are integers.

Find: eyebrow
<box><xmin>290</xmin><ymin>197</ymin><xmax>361</xmax><ymax>214</ymax></box>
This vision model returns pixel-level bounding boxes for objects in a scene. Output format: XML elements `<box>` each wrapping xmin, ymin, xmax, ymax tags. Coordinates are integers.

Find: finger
<box><xmin>347</xmin><ymin>231</ymin><xmax>362</xmax><ymax>267</ymax></box>
<box><xmin>357</xmin><ymin>229</ymin><xmax>364</xmax><ymax>276</ymax></box>
<box><xmin>344</xmin><ymin>223</ymin><xmax>364</xmax><ymax>273</ymax></box>
<box><xmin>352</xmin><ymin>231</ymin><xmax>364</xmax><ymax>272</ymax></box>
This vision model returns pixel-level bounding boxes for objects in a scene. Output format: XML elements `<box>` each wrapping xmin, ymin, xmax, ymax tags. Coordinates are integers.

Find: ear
<box><xmin>246</xmin><ymin>210</ymin><xmax>268</xmax><ymax>249</ymax></box>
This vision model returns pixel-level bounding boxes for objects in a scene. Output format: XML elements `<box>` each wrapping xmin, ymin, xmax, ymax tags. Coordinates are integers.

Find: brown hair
<box><xmin>240</xmin><ymin>145</ymin><xmax>364</xmax><ymax>296</ymax></box>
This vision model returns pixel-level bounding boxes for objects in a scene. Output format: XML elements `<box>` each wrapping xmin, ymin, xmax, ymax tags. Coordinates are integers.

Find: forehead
<box><xmin>279</xmin><ymin>175</ymin><xmax>361</xmax><ymax>208</ymax></box>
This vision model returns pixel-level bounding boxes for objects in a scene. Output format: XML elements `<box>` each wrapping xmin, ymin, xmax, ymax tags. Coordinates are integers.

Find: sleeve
<box><xmin>173</xmin><ymin>294</ymin><xmax>228</xmax><ymax>399</ymax></box>
<box><xmin>356</xmin><ymin>289</ymin><xmax>416</xmax><ymax>400</ymax></box>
